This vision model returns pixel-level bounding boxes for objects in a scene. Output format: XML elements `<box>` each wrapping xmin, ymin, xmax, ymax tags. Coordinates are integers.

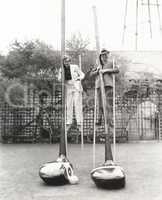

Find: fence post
<box><xmin>158</xmin><ymin>94</ymin><xmax>162</xmax><ymax>140</ymax></box>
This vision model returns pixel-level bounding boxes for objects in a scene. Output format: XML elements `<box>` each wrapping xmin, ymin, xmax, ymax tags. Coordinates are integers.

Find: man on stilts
<box><xmin>90</xmin><ymin>49</ymin><xmax>119</xmax><ymax>140</ymax></box>
<box><xmin>91</xmin><ymin>49</ymin><xmax>126</xmax><ymax>189</ymax></box>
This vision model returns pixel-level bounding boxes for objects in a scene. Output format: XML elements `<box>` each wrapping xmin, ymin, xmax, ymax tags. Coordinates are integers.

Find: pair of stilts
<box><xmin>39</xmin><ymin>59</ymin><xmax>126</xmax><ymax>189</ymax></box>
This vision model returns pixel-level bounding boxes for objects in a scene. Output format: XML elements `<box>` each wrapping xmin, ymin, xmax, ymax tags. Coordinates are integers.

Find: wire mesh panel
<box><xmin>116</xmin><ymin>94</ymin><xmax>160</xmax><ymax>141</ymax></box>
<box><xmin>0</xmin><ymin>78</ymin><xmax>62</xmax><ymax>143</ymax></box>
<box><xmin>0</xmin><ymin>79</ymin><xmax>162</xmax><ymax>143</ymax></box>
<box><xmin>1</xmin><ymin>103</ymin><xmax>13</xmax><ymax>142</ymax></box>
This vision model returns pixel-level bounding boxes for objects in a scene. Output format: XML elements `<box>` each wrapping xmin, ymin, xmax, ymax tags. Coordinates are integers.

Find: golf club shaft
<box><xmin>93</xmin><ymin>80</ymin><xmax>97</xmax><ymax>168</ymax></box>
<box><xmin>113</xmin><ymin>58</ymin><xmax>116</xmax><ymax>162</ymax></box>
<box><xmin>59</xmin><ymin>0</ymin><xmax>66</xmax><ymax>156</ymax></box>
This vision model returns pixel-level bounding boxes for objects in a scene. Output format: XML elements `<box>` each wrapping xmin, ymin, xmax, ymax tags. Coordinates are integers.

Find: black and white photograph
<box><xmin>0</xmin><ymin>0</ymin><xmax>162</xmax><ymax>200</ymax></box>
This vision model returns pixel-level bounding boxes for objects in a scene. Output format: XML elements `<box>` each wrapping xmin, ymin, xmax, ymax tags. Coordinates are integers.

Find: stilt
<box><xmin>93</xmin><ymin>80</ymin><xmax>98</xmax><ymax>168</ymax></box>
<box><xmin>79</xmin><ymin>54</ymin><xmax>84</xmax><ymax>150</ymax></box>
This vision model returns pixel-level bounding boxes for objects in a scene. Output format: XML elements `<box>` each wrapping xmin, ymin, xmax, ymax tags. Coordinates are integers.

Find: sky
<box><xmin>1</xmin><ymin>0</ymin><xmax>162</xmax><ymax>54</ymax></box>
<box><xmin>116</xmin><ymin>51</ymin><xmax>162</xmax><ymax>77</ymax></box>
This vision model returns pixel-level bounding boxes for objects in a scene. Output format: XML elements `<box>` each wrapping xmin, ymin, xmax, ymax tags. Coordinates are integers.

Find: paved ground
<box><xmin>0</xmin><ymin>141</ymin><xmax>162</xmax><ymax>200</ymax></box>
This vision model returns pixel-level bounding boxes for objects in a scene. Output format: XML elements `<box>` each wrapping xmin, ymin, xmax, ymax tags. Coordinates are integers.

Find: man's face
<box><xmin>101</xmin><ymin>53</ymin><xmax>109</xmax><ymax>64</ymax></box>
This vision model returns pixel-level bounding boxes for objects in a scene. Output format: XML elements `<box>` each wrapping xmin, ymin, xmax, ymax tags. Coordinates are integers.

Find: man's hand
<box><xmin>76</xmin><ymin>77</ymin><xmax>81</xmax><ymax>81</ymax></box>
<box><xmin>89</xmin><ymin>66</ymin><xmax>100</xmax><ymax>77</ymax></box>
<box><xmin>100</xmin><ymin>68</ymin><xmax>119</xmax><ymax>74</ymax></box>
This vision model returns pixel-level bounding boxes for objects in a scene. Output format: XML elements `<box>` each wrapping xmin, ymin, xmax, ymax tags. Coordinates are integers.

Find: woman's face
<box><xmin>63</xmin><ymin>59</ymin><xmax>71</xmax><ymax>67</ymax></box>
<box><xmin>101</xmin><ymin>53</ymin><xmax>109</xmax><ymax>64</ymax></box>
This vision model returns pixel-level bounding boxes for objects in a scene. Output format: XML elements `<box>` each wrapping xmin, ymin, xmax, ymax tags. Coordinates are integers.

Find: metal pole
<box><xmin>59</xmin><ymin>0</ymin><xmax>67</xmax><ymax>156</ymax></box>
<box><xmin>61</xmin><ymin>0</ymin><xmax>65</xmax><ymax>57</ymax></box>
<box><xmin>92</xmin><ymin>5</ymin><xmax>100</xmax><ymax>56</ymax></box>
<box><xmin>156</xmin><ymin>0</ymin><xmax>162</xmax><ymax>31</ymax></box>
<box><xmin>122</xmin><ymin>0</ymin><xmax>128</xmax><ymax>45</ymax></box>
<box><xmin>147</xmin><ymin>0</ymin><xmax>152</xmax><ymax>38</ymax></box>
<box><xmin>135</xmin><ymin>0</ymin><xmax>139</xmax><ymax>50</ymax></box>
<box><xmin>92</xmin><ymin>5</ymin><xmax>100</xmax><ymax>167</ymax></box>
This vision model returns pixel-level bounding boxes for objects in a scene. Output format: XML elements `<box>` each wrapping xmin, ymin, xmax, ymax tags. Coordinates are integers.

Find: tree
<box><xmin>66</xmin><ymin>32</ymin><xmax>89</xmax><ymax>63</ymax></box>
<box><xmin>0</xmin><ymin>40</ymin><xmax>62</xmax><ymax>105</ymax></box>
<box><xmin>112</xmin><ymin>53</ymin><xmax>131</xmax><ymax>95</ymax></box>
<box><xmin>1</xmin><ymin>40</ymin><xmax>61</xmax><ymax>80</ymax></box>
<box><xmin>66</xmin><ymin>33</ymin><xmax>96</xmax><ymax>92</ymax></box>
<box><xmin>0</xmin><ymin>54</ymin><xmax>5</xmax><ymax>65</ymax></box>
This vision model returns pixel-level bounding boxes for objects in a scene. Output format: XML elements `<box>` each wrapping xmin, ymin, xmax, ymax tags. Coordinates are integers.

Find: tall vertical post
<box><xmin>61</xmin><ymin>0</ymin><xmax>65</xmax><ymax>57</ymax></box>
<box><xmin>135</xmin><ymin>0</ymin><xmax>139</xmax><ymax>50</ymax></box>
<box><xmin>156</xmin><ymin>0</ymin><xmax>162</xmax><ymax>31</ymax></box>
<box><xmin>122</xmin><ymin>0</ymin><xmax>128</xmax><ymax>45</ymax></box>
<box><xmin>59</xmin><ymin>0</ymin><xmax>67</xmax><ymax>156</ymax></box>
<box><xmin>147</xmin><ymin>0</ymin><xmax>152</xmax><ymax>38</ymax></box>
<box><xmin>92</xmin><ymin>6</ymin><xmax>100</xmax><ymax>57</ymax></box>
<box><xmin>92</xmin><ymin>6</ymin><xmax>99</xmax><ymax>167</ymax></box>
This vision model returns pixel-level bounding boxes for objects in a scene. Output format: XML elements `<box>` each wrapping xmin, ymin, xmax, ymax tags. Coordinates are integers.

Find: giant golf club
<box><xmin>90</xmin><ymin>6</ymin><xmax>126</xmax><ymax>189</ymax></box>
<box><xmin>39</xmin><ymin>0</ymin><xmax>79</xmax><ymax>186</ymax></box>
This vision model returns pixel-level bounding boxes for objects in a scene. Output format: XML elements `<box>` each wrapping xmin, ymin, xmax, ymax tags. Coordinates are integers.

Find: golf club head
<box><xmin>91</xmin><ymin>160</ymin><xmax>126</xmax><ymax>189</ymax></box>
<box><xmin>39</xmin><ymin>154</ymin><xmax>79</xmax><ymax>185</ymax></box>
